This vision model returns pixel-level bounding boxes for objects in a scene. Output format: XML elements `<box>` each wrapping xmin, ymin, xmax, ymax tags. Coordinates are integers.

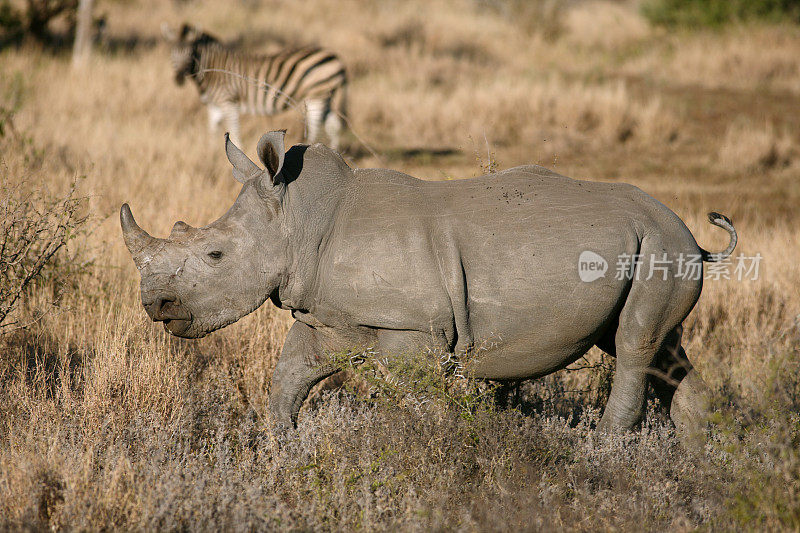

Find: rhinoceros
<box><xmin>120</xmin><ymin>131</ymin><xmax>736</xmax><ymax>439</ymax></box>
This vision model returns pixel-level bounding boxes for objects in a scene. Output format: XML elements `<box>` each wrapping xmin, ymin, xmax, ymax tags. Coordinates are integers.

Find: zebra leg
<box><xmin>207</xmin><ymin>104</ymin><xmax>225</xmax><ymax>136</ymax></box>
<box><xmin>304</xmin><ymin>99</ymin><xmax>327</xmax><ymax>144</ymax></box>
<box><xmin>326</xmin><ymin>82</ymin><xmax>347</xmax><ymax>151</ymax></box>
<box><xmin>221</xmin><ymin>103</ymin><xmax>241</xmax><ymax>146</ymax></box>
<box><xmin>324</xmin><ymin>111</ymin><xmax>343</xmax><ymax>151</ymax></box>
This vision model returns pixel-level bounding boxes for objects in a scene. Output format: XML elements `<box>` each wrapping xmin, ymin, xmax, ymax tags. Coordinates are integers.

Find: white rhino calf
<box><xmin>121</xmin><ymin>131</ymin><xmax>736</xmax><ymax>439</ymax></box>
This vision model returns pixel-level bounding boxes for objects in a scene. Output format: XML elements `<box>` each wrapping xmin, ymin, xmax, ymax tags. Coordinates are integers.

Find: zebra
<box><xmin>162</xmin><ymin>23</ymin><xmax>347</xmax><ymax>149</ymax></box>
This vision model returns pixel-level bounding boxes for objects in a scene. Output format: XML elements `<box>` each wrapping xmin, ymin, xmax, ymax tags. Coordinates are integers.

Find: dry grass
<box><xmin>358</xmin><ymin>74</ymin><xmax>679</xmax><ymax>159</ymax></box>
<box><xmin>562</xmin><ymin>1</ymin><xmax>652</xmax><ymax>49</ymax></box>
<box><xmin>1</xmin><ymin>0</ymin><xmax>800</xmax><ymax>530</ymax></box>
<box><xmin>717</xmin><ymin>119</ymin><xmax>796</xmax><ymax>172</ymax></box>
<box><xmin>621</xmin><ymin>24</ymin><xmax>800</xmax><ymax>93</ymax></box>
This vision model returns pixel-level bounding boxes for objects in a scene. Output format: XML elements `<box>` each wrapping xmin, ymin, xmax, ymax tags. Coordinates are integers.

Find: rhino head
<box><xmin>121</xmin><ymin>131</ymin><xmax>290</xmax><ymax>338</ymax></box>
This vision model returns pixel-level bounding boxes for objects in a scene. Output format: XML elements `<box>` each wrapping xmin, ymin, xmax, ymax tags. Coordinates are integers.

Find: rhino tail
<box><xmin>700</xmin><ymin>211</ymin><xmax>737</xmax><ymax>262</ymax></box>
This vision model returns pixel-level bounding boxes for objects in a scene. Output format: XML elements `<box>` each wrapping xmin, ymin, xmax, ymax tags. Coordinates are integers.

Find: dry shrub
<box><xmin>0</xmin><ymin>0</ymin><xmax>78</xmax><ymax>43</ymax></box>
<box><xmin>717</xmin><ymin>119</ymin><xmax>795</xmax><ymax>172</ymax></box>
<box><xmin>0</xmin><ymin>176</ymin><xmax>88</xmax><ymax>330</ymax></box>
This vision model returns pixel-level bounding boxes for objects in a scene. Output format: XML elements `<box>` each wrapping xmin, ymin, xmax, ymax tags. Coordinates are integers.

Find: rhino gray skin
<box><xmin>121</xmin><ymin>131</ymin><xmax>737</xmax><ymax>440</ymax></box>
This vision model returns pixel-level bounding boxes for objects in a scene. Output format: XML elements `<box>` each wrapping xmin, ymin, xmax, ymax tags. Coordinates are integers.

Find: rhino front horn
<box><xmin>120</xmin><ymin>203</ymin><xmax>159</xmax><ymax>269</ymax></box>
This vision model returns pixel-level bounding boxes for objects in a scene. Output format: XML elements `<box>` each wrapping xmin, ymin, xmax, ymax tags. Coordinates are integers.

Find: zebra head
<box><xmin>163</xmin><ymin>23</ymin><xmax>218</xmax><ymax>86</ymax></box>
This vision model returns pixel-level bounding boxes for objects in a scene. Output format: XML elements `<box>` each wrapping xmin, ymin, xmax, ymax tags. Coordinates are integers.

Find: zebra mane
<box><xmin>191</xmin><ymin>33</ymin><xmax>221</xmax><ymax>48</ymax></box>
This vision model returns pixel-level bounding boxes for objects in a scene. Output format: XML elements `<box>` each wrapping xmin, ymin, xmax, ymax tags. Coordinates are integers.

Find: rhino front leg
<box><xmin>269</xmin><ymin>321</ymin><xmax>337</xmax><ymax>433</ymax></box>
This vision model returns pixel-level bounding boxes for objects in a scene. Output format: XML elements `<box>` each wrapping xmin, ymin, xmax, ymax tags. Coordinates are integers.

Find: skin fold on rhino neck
<box><xmin>269</xmin><ymin>144</ymin><xmax>351</xmax><ymax>314</ymax></box>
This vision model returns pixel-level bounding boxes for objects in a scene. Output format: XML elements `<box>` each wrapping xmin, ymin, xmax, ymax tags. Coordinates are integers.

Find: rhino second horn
<box><xmin>170</xmin><ymin>220</ymin><xmax>192</xmax><ymax>237</ymax></box>
<box><xmin>120</xmin><ymin>203</ymin><xmax>159</xmax><ymax>269</ymax></box>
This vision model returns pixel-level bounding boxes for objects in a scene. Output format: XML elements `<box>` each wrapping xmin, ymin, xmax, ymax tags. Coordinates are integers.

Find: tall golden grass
<box><xmin>1</xmin><ymin>0</ymin><xmax>799</xmax><ymax>529</ymax></box>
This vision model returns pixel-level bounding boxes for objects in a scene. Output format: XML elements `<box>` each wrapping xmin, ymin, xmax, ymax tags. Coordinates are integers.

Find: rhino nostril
<box><xmin>158</xmin><ymin>298</ymin><xmax>174</xmax><ymax>319</ymax></box>
<box><xmin>144</xmin><ymin>296</ymin><xmax>186</xmax><ymax>322</ymax></box>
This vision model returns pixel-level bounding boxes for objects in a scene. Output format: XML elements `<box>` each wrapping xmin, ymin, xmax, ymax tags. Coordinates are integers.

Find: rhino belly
<box><xmin>461</xmin><ymin>232</ymin><xmax>634</xmax><ymax>380</ymax></box>
<box><xmin>466</xmin><ymin>283</ymin><xmax>626</xmax><ymax>380</ymax></box>
<box><xmin>467</xmin><ymin>327</ymin><xmax>609</xmax><ymax>380</ymax></box>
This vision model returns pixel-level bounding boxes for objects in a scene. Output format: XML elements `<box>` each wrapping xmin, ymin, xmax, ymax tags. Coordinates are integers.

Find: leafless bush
<box><xmin>0</xmin><ymin>180</ymin><xmax>88</xmax><ymax>330</ymax></box>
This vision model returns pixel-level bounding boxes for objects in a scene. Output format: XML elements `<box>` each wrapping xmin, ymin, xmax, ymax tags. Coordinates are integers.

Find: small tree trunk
<box><xmin>71</xmin><ymin>0</ymin><xmax>93</xmax><ymax>68</ymax></box>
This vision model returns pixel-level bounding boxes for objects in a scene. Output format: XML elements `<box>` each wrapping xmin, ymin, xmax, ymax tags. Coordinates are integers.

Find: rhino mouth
<box><xmin>163</xmin><ymin>318</ymin><xmax>192</xmax><ymax>337</ymax></box>
<box><xmin>142</xmin><ymin>295</ymin><xmax>195</xmax><ymax>337</ymax></box>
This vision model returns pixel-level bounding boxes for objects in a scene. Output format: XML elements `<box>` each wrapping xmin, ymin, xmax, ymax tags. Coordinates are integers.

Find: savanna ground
<box><xmin>1</xmin><ymin>0</ymin><xmax>799</xmax><ymax>530</ymax></box>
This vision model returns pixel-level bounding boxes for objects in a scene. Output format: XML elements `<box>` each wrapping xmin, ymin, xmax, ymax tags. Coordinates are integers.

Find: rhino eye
<box><xmin>208</xmin><ymin>251</ymin><xmax>223</xmax><ymax>260</ymax></box>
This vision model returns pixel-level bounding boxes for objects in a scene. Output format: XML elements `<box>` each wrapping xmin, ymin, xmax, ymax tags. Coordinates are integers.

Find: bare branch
<box><xmin>0</xmin><ymin>179</ymin><xmax>88</xmax><ymax>331</ymax></box>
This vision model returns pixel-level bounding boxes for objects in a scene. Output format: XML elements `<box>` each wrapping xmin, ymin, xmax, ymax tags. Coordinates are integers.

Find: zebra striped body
<box><xmin>167</xmin><ymin>25</ymin><xmax>347</xmax><ymax>149</ymax></box>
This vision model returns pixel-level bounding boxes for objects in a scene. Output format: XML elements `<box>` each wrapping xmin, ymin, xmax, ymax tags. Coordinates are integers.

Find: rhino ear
<box><xmin>225</xmin><ymin>133</ymin><xmax>262</xmax><ymax>184</ymax></box>
<box><xmin>256</xmin><ymin>130</ymin><xmax>286</xmax><ymax>185</ymax></box>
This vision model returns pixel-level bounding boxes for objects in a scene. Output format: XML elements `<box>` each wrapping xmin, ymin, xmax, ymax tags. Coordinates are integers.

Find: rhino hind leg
<box><xmin>597</xmin><ymin>242</ymin><xmax>700</xmax><ymax>433</ymax></box>
<box><xmin>650</xmin><ymin>326</ymin><xmax>710</xmax><ymax>447</ymax></box>
<box><xmin>597</xmin><ymin>316</ymin><xmax>676</xmax><ymax>431</ymax></box>
<box><xmin>598</xmin><ymin>353</ymin><xmax>654</xmax><ymax>431</ymax></box>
